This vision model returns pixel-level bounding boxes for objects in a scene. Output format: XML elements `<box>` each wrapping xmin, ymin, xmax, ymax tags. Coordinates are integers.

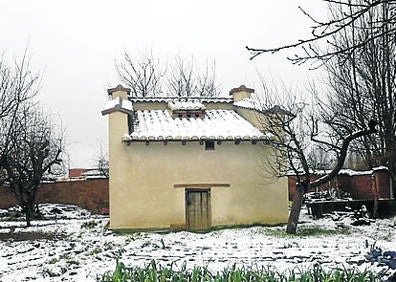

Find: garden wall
<box><xmin>288</xmin><ymin>169</ymin><xmax>391</xmax><ymax>201</ymax></box>
<box><xmin>0</xmin><ymin>178</ymin><xmax>109</xmax><ymax>214</ymax></box>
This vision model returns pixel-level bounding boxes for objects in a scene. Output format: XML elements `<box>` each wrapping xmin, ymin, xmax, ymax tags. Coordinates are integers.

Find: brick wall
<box><xmin>288</xmin><ymin>175</ymin><xmax>338</xmax><ymax>201</ymax></box>
<box><xmin>288</xmin><ymin>170</ymin><xmax>391</xmax><ymax>201</ymax></box>
<box><xmin>0</xmin><ymin>178</ymin><xmax>109</xmax><ymax>213</ymax></box>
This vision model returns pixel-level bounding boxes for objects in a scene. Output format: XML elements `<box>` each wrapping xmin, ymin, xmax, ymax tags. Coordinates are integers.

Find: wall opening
<box><xmin>205</xmin><ymin>141</ymin><xmax>215</xmax><ymax>151</ymax></box>
<box><xmin>185</xmin><ymin>189</ymin><xmax>211</xmax><ymax>230</ymax></box>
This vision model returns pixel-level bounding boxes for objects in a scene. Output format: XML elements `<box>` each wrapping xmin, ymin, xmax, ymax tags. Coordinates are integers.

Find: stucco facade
<box><xmin>103</xmin><ymin>85</ymin><xmax>288</xmax><ymax>230</ymax></box>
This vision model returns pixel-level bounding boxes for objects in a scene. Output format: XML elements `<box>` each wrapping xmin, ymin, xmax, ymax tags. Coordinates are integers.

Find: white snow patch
<box><xmin>233</xmin><ymin>96</ymin><xmax>263</xmax><ymax>112</ymax></box>
<box><xmin>101</xmin><ymin>97</ymin><xmax>133</xmax><ymax>115</ymax></box>
<box><xmin>129</xmin><ymin>109</ymin><xmax>267</xmax><ymax>141</ymax></box>
<box><xmin>0</xmin><ymin>204</ymin><xmax>395</xmax><ymax>281</ymax></box>
<box><xmin>168</xmin><ymin>99</ymin><xmax>206</xmax><ymax>111</ymax></box>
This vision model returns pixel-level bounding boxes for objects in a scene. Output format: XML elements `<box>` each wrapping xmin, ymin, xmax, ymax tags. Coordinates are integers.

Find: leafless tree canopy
<box><xmin>256</xmin><ymin>82</ymin><xmax>377</xmax><ymax>233</ymax></box>
<box><xmin>246</xmin><ymin>0</ymin><xmax>396</xmax><ymax>67</ymax></box>
<box><xmin>0</xmin><ymin>53</ymin><xmax>40</xmax><ymax>173</ymax></box>
<box><xmin>325</xmin><ymin>2</ymin><xmax>395</xmax><ymax>160</ymax></box>
<box><xmin>299</xmin><ymin>1</ymin><xmax>396</xmax><ymax>197</ymax></box>
<box><xmin>167</xmin><ymin>57</ymin><xmax>220</xmax><ymax>97</ymax></box>
<box><xmin>116</xmin><ymin>52</ymin><xmax>220</xmax><ymax>97</ymax></box>
<box><xmin>116</xmin><ymin>52</ymin><xmax>164</xmax><ymax>97</ymax></box>
<box><xmin>0</xmin><ymin>52</ymin><xmax>65</xmax><ymax>227</ymax></box>
<box><xmin>247</xmin><ymin>1</ymin><xmax>394</xmax><ymax>232</ymax></box>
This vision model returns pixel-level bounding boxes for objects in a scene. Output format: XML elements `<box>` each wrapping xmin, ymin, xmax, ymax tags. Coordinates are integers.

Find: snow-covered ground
<box><xmin>0</xmin><ymin>204</ymin><xmax>395</xmax><ymax>281</ymax></box>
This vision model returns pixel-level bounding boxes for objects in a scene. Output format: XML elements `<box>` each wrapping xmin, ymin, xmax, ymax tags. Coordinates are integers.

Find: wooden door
<box><xmin>185</xmin><ymin>189</ymin><xmax>210</xmax><ymax>231</ymax></box>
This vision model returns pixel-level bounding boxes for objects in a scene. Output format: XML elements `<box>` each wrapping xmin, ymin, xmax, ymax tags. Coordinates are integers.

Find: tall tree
<box><xmin>246</xmin><ymin>0</ymin><xmax>396</xmax><ymax>65</ymax></box>
<box><xmin>246</xmin><ymin>1</ymin><xmax>395</xmax><ymax>221</ymax></box>
<box><xmin>320</xmin><ymin>1</ymin><xmax>396</xmax><ymax>195</ymax></box>
<box><xmin>256</xmin><ymin>83</ymin><xmax>377</xmax><ymax>233</ymax></box>
<box><xmin>3</xmin><ymin>104</ymin><xmax>64</xmax><ymax>226</ymax></box>
<box><xmin>0</xmin><ymin>52</ymin><xmax>40</xmax><ymax>182</ymax></box>
<box><xmin>252</xmin><ymin>1</ymin><xmax>396</xmax><ymax>195</ymax></box>
<box><xmin>167</xmin><ymin>57</ymin><xmax>220</xmax><ymax>97</ymax></box>
<box><xmin>116</xmin><ymin>52</ymin><xmax>164</xmax><ymax>97</ymax></box>
<box><xmin>117</xmin><ymin>52</ymin><xmax>220</xmax><ymax>97</ymax></box>
<box><xmin>0</xmin><ymin>52</ymin><xmax>65</xmax><ymax>226</ymax></box>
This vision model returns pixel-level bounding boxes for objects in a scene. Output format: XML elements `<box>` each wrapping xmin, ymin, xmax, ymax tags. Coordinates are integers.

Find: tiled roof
<box><xmin>233</xmin><ymin>97</ymin><xmax>264</xmax><ymax>112</ymax></box>
<box><xmin>234</xmin><ymin>97</ymin><xmax>290</xmax><ymax>115</ymax></box>
<box><xmin>125</xmin><ymin>109</ymin><xmax>270</xmax><ymax>142</ymax></box>
<box><xmin>168</xmin><ymin>100</ymin><xmax>206</xmax><ymax>111</ymax></box>
<box><xmin>101</xmin><ymin>97</ymin><xmax>133</xmax><ymax>115</ymax></box>
<box><xmin>129</xmin><ymin>97</ymin><xmax>233</xmax><ymax>103</ymax></box>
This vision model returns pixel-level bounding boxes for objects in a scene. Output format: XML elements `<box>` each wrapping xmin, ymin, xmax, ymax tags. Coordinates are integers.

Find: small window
<box><xmin>205</xmin><ymin>141</ymin><xmax>215</xmax><ymax>151</ymax></box>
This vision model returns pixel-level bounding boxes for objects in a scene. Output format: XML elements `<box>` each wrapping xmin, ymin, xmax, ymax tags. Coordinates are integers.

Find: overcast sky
<box><xmin>0</xmin><ymin>0</ymin><xmax>327</xmax><ymax>169</ymax></box>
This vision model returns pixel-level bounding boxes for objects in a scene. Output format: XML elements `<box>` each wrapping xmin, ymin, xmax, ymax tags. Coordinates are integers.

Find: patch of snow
<box><xmin>129</xmin><ymin>109</ymin><xmax>268</xmax><ymax>141</ymax></box>
<box><xmin>80</xmin><ymin>169</ymin><xmax>107</xmax><ymax>180</ymax></box>
<box><xmin>101</xmin><ymin>97</ymin><xmax>133</xmax><ymax>115</ymax></box>
<box><xmin>0</xmin><ymin>204</ymin><xmax>395</xmax><ymax>281</ymax></box>
<box><xmin>130</xmin><ymin>97</ymin><xmax>233</xmax><ymax>103</ymax></box>
<box><xmin>338</xmin><ymin>166</ymin><xmax>388</xmax><ymax>176</ymax></box>
<box><xmin>168</xmin><ymin>99</ymin><xmax>206</xmax><ymax>111</ymax></box>
<box><xmin>288</xmin><ymin>166</ymin><xmax>389</xmax><ymax>177</ymax></box>
<box><xmin>233</xmin><ymin>96</ymin><xmax>263</xmax><ymax>112</ymax></box>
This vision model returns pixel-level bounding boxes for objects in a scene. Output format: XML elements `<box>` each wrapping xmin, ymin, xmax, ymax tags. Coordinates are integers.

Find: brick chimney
<box><xmin>229</xmin><ymin>85</ymin><xmax>254</xmax><ymax>102</ymax></box>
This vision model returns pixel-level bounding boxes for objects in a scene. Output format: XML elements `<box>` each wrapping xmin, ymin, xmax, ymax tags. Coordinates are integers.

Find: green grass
<box><xmin>100</xmin><ymin>259</ymin><xmax>379</xmax><ymax>282</ymax></box>
<box><xmin>208</xmin><ymin>223</ymin><xmax>285</xmax><ymax>232</ymax></box>
<box><xmin>90</xmin><ymin>247</ymin><xmax>103</xmax><ymax>255</ymax></box>
<box><xmin>263</xmin><ymin>226</ymin><xmax>350</xmax><ymax>237</ymax></box>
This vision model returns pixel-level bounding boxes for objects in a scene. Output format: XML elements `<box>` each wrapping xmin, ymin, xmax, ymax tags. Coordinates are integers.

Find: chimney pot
<box><xmin>107</xmin><ymin>84</ymin><xmax>131</xmax><ymax>99</ymax></box>
<box><xmin>230</xmin><ymin>85</ymin><xmax>254</xmax><ymax>102</ymax></box>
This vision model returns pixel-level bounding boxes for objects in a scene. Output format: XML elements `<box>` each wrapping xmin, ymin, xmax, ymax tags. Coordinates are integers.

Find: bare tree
<box><xmin>0</xmin><ymin>52</ymin><xmax>40</xmax><ymax>183</ymax></box>
<box><xmin>317</xmin><ymin>1</ymin><xmax>396</xmax><ymax>196</ymax></box>
<box><xmin>246</xmin><ymin>1</ymin><xmax>394</xmax><ymax>228</ymax></box>
<box><xmin>97</xmin><ymin>145</ymin><xmax>109</xmax><ymax>178</ymax></box>
<box><xmin>0</xmin><ymin>52</ymin><xmax>65</xmax><ymax>227</ymax></box>
<box><xmin>117</xmin><ymin>52</ymin><xmax>220</xmax><ymax>97</ymax></box>
<box><xmin>167</xmin><ymin>57</ymin><xmax>220</xmax><ymax>97</ymax></box>
<box><xmin>246</xmin><ymin>0</ymin><xmax>396</xmax><ymax>66</ymax></box>
<box><xmin>3</xmin><ymin>104</ymin><xmax>64</xmax><ymax>226</ymax></box>
<box><xmin>116</xmin><ymin>51</ymin><xmax>164</xmax><ymax>97</ymax></box>
<box><xmin>256</xmin><ymin>82</ymin><xmax>377</xmax><ymax>233</ymax></box>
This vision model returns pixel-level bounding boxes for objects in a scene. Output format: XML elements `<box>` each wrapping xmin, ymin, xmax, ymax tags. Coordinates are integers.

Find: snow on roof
<box><xmin>287</xmin><ymin>166</ymin><xmax>389</xmax><ymax>177</ymax></box>
<box><xmin>129</xmin><ymin>97</ymin><xmax>233</xmax><ymax>103</ymax></box>
<box><xmin>168</xmin><ymin>99</ymin><xmax>206</xmax><ymax>111</ymax></box>
<box><xmin>127</xmin><ymin>109</ymin><xmax>269</xmax><ymax>141</ymax></box>
<box><xmin>339</xmin><ymin>166</ymin><xmax>389</xmax><ymax>176</ymax></box>
<box><xmin>80</xmin><ymin>169</ymin><xmax>107</xmax><ymax>179</ymax></box>
<box><xmin>234</xmin><ymin>97</ymin><xmax>288</xmax><ymax>115</ymax></box>
<box><xmin>101</xmin><ymin>97</ymin><xmax>133</xmax><ymax>115</ymax></box>
<box><xmin>233</xmin><ymin>97</ymin><xmax>263</xmax><ymax>112</ymax></box>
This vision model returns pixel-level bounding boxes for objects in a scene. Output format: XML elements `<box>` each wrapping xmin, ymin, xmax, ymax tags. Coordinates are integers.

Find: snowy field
<box><xmin>0</xmin><ymin>204</ymin><xmax>395</xmax><ymax>281</ymax></box>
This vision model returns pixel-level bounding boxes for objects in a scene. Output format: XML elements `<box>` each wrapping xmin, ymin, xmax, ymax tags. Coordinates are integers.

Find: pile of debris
<box><xmin>304</xmin><ymin>188</ymin><xmax>352</xmax><ymax>203</ymax></box>
<box><xmin>310</xmin><ymin>203</ymin><xmax>375</xmax><ymax>226</ymax></box>
<box><xmin>326</xmin><ymin>205</ymin><xmax>375</xmax><ymax>226</ymax></box>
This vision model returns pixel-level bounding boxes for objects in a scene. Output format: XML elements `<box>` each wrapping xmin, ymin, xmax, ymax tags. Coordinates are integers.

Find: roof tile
<box><xmin>128</xmin><ymin>109</ymin><xmax>270</xmax><ymax>141</ymax></box>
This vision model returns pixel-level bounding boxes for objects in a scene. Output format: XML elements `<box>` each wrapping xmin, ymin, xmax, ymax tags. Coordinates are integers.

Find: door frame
<box><xmin>185</xmin><ymin>188</ymin><xmax>211</xmax><ymax>230</ymax></box>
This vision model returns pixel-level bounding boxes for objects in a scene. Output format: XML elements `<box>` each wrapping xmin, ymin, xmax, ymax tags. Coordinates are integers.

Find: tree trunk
<box><xmin>24</xmin><ymin>202</ymin><xmax>32</xmax><ymax>227</ymax></box>
<box><xmin>286</xmin><ymin>182</ymin><xmax>306</xmax><ymax>234</ymax></box>
<box><xmin>24</xmin><ymin>194</ymin><xmax>35</xmax><ymax>227</ymax></box>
